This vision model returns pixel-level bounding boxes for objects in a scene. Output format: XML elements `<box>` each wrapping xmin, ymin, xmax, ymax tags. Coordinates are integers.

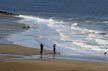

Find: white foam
<box><xmin>88</xmin><ymin>34</ymin><xmax>97</xmax><ymax>38</ymax></box>
<box><xmin>95</xmin><ymin>39</ymin><xmax>108</xmax><ymax>45</ymax></box>
<box><xmin>72</xmin><ymin>22</ymin><xmax>79</xmax><ymax>26</ymax></box>
<box><xmin>71</xmin><ymin>25</ymin><xmax>99</xmax><ymax>35</ymax></box>
<box><xmin>73</xmin><ymin>41</ymin><xmax>107</xmax><ymax>52</ymax></box>
<box><xmin>102</xmin><ymin>21</ymin><xmax>108</xmax><ymax>23</ymax></box>
<box><xmin>16</xmin><ymin>15</ymin><xmax>60</xmax><ymax>24</ymax></box>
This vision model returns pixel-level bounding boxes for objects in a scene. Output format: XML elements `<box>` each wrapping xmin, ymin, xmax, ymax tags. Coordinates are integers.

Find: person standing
<box><xmin>40</xmin><ymin>43</ymin><xmax>44</xmax><ymax>59</ymax></box>
<box><xmin>53</xmin><ymin>44</ymin><xmax>56</xmax><ymax>55</ymax></box>
<box><xmin>40</xmin><ymin>43</ymin><xmax>44</xmax><ymax>55</ymax></box>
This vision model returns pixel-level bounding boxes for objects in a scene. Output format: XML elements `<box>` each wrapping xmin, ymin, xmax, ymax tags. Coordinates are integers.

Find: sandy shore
<box><xmin>0</xmin><ymin>59</ymin><xmax>108</xmax><ymax>71</ymax></box>
<box><xmin>0</xmin><ymin>44</ymin><xmax>108</xmax><ymax>71</ymax></box>
<box><xmin>0</xmin><ymin>44</ymin><xmax>53</xmax><ymax>54</ymax></box>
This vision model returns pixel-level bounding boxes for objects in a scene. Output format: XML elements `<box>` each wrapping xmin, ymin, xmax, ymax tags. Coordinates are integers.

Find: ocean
<box><xmin>0</xmin><ymin>0</ymin><xmax>108</xmax><ymax>62</ymax></box>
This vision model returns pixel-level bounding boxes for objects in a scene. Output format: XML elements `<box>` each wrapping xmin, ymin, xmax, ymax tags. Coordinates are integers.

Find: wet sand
<box><xmin>0</xmin><ymin>44</ymin><xmax>53</xmax><ymax>54</ymax></box>
<box><xmin>0</xmin><ymin>44</ymin><xmax>108</xmax><ymax>71</ymax></box>
<box><xmin>0</xmin><ymin>59</ymin><xmax>108</xmax><ymax>71</ymax></box>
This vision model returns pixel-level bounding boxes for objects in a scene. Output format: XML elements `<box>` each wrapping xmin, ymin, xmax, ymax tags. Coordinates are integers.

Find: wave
<box><xmin>15</xmin><ymin>15</ymin><xmax>60</xmax><ymax>26</ymax></box>
<box><xmin>95</xmin><ymin>38</ymin><xmax>108</xmax><ymax>45</ymax></box>
<box><xmin>15</xmin><ymin>15</ymin><xmax>107</xmax><ymax>35</ymax></box>
<box><xmin>7</xmin><ymin>14</ymin><xmax>108</xmax><ymax>56</ymax></box>
<box><xmin>73</xmin><ymin>41</ymin><xmax>107</xmax><ymax>52</ymax></box>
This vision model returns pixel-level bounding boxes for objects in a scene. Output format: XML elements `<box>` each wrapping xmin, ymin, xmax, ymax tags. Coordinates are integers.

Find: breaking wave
<box><xmin>7</xmin><ymin>15</ymin><xmax>108</xmax><ymax>57</ymax></box>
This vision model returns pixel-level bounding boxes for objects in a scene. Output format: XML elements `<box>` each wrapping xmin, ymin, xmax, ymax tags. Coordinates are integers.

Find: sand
<box><xmin>0</xmin><ymin>44</ymin><xmax>53</xmax><ymax>54</ymax></box>
<box><xmin>0</xmin><ymin>44</ymin><xmax>108</xmax><ymax>71</ymax></box>
<box><xmin>0</xmin><ymin>59</ymin><xmax>108</xmax><ymax>71</ymax></box>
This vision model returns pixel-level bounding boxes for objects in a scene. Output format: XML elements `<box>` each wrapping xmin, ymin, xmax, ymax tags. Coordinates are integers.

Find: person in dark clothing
<box><xmin>53</xmin><ymin>44</ymin><xmax>56</xmax><ymax>55</ymax></box>
<box><xmin>40</xmin><ymin>43</ymin><xmax>44</xmax><ymax>55</ymax></box>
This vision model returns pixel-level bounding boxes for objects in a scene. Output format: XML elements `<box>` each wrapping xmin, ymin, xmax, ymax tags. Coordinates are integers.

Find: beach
<box><xmin>0</xmin><ymin>44</ymin><xmax>108</xmax><ymax>71</ymax></box>
<box><xmin>0</xmin><ymin>0</ymin><xmax>108</xmax><ymax>71</ymax></box>
<box><xmin>0</xmin><ymin>44</ymin><xmax>53</xmax><ymax>54</ymax></box>
<box><xmin>0</xmin><ymin>10</ymin><xmax>108</xmax><ymax>62</ymax></box>
<box><xmin>0</xmin><ymin>59</ymin><xmax>108</xmax><ymax>71</ymax></box>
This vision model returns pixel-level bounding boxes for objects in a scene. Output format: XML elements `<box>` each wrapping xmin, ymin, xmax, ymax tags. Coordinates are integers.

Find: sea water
<box><xmin>0</xmin><ymin>0</ymin><xmax>108</xmax><ymax>61</ymax></box>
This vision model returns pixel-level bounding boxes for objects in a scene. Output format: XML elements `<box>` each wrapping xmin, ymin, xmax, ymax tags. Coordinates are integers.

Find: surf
<box><xmin>6</xmin><ymin>14</ymin><xmax>108</xmax><ymax>57</ymax></box>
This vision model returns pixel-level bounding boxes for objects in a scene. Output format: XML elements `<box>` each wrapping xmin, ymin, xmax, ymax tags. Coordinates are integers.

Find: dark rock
<box><xmin>22</xmin><ymin>25</ymin><xmax>30</xmax><ymax>29</ymax></box>
<box><xmin>0</xmin><ymin>11</ymin><xmax>17</xmax><ymax>16</ymax></box>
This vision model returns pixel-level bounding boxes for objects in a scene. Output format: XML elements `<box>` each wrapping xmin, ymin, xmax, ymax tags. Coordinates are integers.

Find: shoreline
<box><xmin>0</xmin><ymin>44</ymin><xmax>108</xmax><ymax>71</ymax></box>
<box><xmin>0</xmin><ymin>44</ymin><xmax>53</xmax><ymax>55</ymax></box>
